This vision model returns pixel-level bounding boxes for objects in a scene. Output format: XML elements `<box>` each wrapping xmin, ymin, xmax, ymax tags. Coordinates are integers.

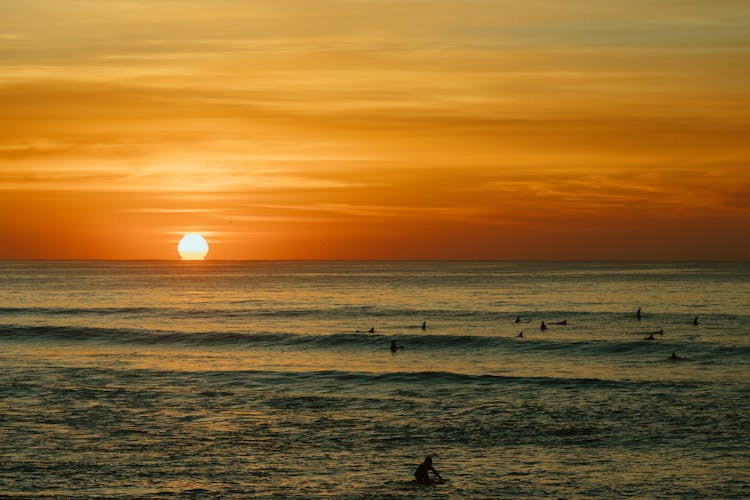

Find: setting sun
<box><xmin>1</xmin><ymin>0</ymin><xmax>748</xmax><ymax>496</ymax></box>
<box><xmin>177</xmin><ymin>234</ymin><xmax>209</xmax><ymax>260</ymax></box>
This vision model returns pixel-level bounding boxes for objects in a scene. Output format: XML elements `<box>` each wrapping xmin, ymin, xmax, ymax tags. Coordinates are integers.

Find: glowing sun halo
<box><xmin>178</xmin><ymin>233</ymin><xmax>209</xmax><ymax>260</ymax></box>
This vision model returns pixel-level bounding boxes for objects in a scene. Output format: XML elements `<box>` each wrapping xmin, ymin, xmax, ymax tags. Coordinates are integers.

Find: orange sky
<box><xmin>1</xmin><ymin>1</ymin><xmax>749</xmax><ymax>260</ymax></box>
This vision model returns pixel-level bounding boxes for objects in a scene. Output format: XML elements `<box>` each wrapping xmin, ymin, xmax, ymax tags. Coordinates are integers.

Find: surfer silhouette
<box><xmin>636</xmin><ymin>307</ymin><xmax>642</xmax><ymax>320</ymax></box>
<box><xmin>517</xmin><ymin>331</ymin><xmax>524</xmax><ymax>338</ymax></box>
<box><xmin>540</xmin><ymin>321</ymin><xmax>547</xmax><ymax>331</ymax></box>
<box><xmin>670</xmin><ymin>352</ymin><xmax>681</xmax><ymax>361</ymax></box>
<box><xmin>644</xmin><ymin>333</ymin><xmax>655</xmax><ymax>340</ymax></box>
<box><xmin>422</xmin><ymin>321</ymin><xmax>426</xmax><ymax>330</ymax></box>
<box><xmin>693</xmin><ymin>317</ymin><xmax>699</xmax><ymax>326</ymax></box>
<box><xmin>390</xmin><ymin>340</ymin><xmax>403</xmax><ymax>352</ymax></box>
<box><xmin>414</xmin><ymin>456</ymin><xmax>442</xmax><ymax>484</ymax></box>
<box><xmin>368</xmin><ymin>327</ymin><xmax>375</xmax><ymax>333</ymax></box>
<box><xmin>514</xmin><ymin>316</ymin><xmax>521</xmax><ymax>324</ymax></box>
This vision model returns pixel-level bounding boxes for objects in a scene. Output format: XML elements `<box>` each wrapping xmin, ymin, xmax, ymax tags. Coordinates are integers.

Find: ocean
<box><xmin>1</xmin><ymin>261</ymin><xmax>748</xmax><ymax>498</ymax></box>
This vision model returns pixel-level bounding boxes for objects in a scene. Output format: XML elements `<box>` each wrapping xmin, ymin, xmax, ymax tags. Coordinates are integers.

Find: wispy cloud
<box><xmin>1</xmin><ymin>0</ymin><xmax>749</xmax><ymax>258</ymax></box>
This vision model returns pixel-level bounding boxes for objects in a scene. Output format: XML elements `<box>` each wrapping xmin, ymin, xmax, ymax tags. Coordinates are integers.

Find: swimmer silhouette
<box><xmin>693</xmin><ymin>317</ymin><xmax>699</xmax><ymax>326</ymax></box>
<box><xmin>368</xmin><ymin>327</ymin><xmax>375</xmax><ymax>333</ymax></box>
<box><xmin>517</xmin><ymin>331</ymin><xmax>524</xmax><ymax>338</ymax></box>
<box><xmin>540</xmin><ymin>321</ymin><xmax>547</xmax><ymax>331</ymax></box>
<box><xmin>422</xmin><ymin>321</ymin><xmax>426</xmax><ymax>330</ymax></box>
<box><xmin>670</xmin><ymin>352</ymin><xmax>681</xmax><ymax>361</ymax></box>
<box><xmin>636</xmin><ymin>307</ymin><xmax>642</xmax><ymax>320</ymax></box>
<box><xmin>414</xmin><ymin>456</ymin><xmax>442</xmax><ymax>484</ymax></box>
<box><xmin>514</xmin><ymin>316</ymin><xmax>521</xmax><ymax>324</ymax></box>
<box><xmin>390</xmin><ymin>340</ymin><xmax>403</xmax><ymax>352</ymax></box>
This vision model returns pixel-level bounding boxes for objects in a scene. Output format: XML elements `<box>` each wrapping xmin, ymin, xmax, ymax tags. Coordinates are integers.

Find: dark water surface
<box><xmin>1</xmin><ymin>261</ymin><xmax>748</xmax><ymax>497</ymax></box>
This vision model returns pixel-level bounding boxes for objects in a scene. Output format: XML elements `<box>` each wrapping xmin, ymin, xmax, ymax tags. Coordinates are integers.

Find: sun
<box><xmin>178</xmin><ymin>233</ymin><xmax>209</xmax><ymax>260</ymax></box>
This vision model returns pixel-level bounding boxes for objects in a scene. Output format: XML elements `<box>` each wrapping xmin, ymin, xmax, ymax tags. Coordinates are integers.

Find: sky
<box><xmin>1</xmin><ymin>0</ymin><xmax>749</xmax><ymax>260</ymax></box>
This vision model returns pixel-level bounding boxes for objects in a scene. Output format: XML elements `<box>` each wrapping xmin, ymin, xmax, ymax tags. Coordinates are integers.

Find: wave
<box><xmin>0</xmin><ymin>306</ymin><xmax>154</xmax><ymax>316</ymax></box>
<box><xmin>0</xmin><ymin>304</ymin><xmax>511</xmax><ymax>320</ymax></box>
<box><xmin>2</xmin><ymin>305</ymin><xmax>746</xmax><ymax>323</ymax></box>
<box><xmin>2</xmin><ymin>324</ymin><xmax>749</xmax><ymax>359</ymax></box>
<box><xmin>270</xmin><ymin>369</ymin><xmax>641</xmax><ymax>388</ymax></box>
<box><xmin>42</xmin><ymin>364</ymin><xmax>703</xmax><ymax>392</ymax></box>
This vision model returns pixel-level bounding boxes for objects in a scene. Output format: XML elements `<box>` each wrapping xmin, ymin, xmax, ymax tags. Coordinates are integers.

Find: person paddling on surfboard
<box><xmin>414</xmin><ymin>456</ymin><xmax>442</xmax><ymax>484</ymax></box>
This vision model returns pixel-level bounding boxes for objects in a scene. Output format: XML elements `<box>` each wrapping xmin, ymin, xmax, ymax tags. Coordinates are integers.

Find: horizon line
<box><xmin>1</xmin><ymin>258</ymin><xmax>748</xmax><ymax>263</ymax></box>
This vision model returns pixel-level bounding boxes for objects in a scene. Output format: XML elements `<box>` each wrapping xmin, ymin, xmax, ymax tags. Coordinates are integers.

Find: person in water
<box><xmin>670</xmin><ymin>352</ymin><xmax>681</xmax><ymax>361</ymax></box>
<box><xmin>422</xmin><ymin>321</ymin><xmax>426</xmax><ymax>330</ymax></box>
<box><xmin>514</xmin><ymin>316</ymin><xmax>521</xmax><ymax>324</ymax></box>
<box><xmin>517</xmin><ymin>331</ymin><xmax>524</xmax><ymax>338</ymax></box>
<box><xmin>540</xmin><ymin>321</ymin><xmax>547</xmax><ymax>331</ymax></box>
<box><xmin>644</xmin><ymin>333</ymin><xmax>655</xmax><ymax>340</ymax></box>
<box><xmin>390</xmin><ymin>340</ymin><xmax>403</xmax><ymax>352</ymax></box>
<box><xmin>636</xmin><ymin>307</ymin><xmax>642</xmax><ymax>320</ymax></box>
<box><xmin>414</xmin><ymin>456</ymin><xmax>442</xmax><ymax>484</ymax></box>
<box><xmin>693</xmin><ymin>317</ymin><xmax>699</xmax><ymax>326</ymax></box>
<box><xmin>368</xmin><ymin>327</ymin><xmax>375</xmax><ymax>333</ymax></box>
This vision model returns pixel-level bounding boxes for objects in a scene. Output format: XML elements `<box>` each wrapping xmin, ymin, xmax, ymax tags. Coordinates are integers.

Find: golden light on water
<box><xmin>177</xmin><ymin>233</ymin><xmax>209</xmax><ymax>260</ymax></box>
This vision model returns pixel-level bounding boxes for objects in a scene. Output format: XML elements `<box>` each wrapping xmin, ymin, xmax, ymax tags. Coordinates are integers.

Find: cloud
<box><xmin>1</xmin><ymin>0</ymin><xmax>749</xmax><ymax>258</ymax></box>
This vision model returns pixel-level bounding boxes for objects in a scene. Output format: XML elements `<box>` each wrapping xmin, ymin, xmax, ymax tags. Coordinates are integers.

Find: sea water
<box><xmin>1</xmin><ymin>261</ymin><xmax>748</xmax><ymax>498</ymax></box>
